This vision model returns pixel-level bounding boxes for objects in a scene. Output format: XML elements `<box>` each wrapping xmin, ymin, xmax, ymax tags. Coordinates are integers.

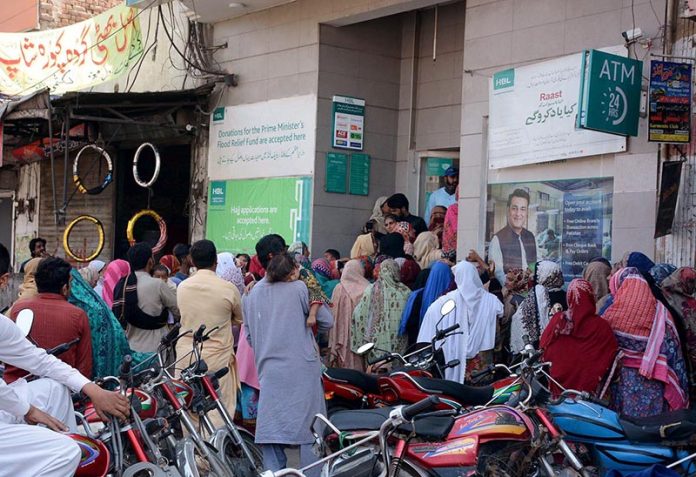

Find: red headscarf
<box><xmin>541</xmin><ymin>279</ymin><xmax>617</xmax><ymax>395</ymax></box>
<box><xmin>159</xmin><ymin>255</ymin><xmax>180</xmax><ymax>275</ymax></box>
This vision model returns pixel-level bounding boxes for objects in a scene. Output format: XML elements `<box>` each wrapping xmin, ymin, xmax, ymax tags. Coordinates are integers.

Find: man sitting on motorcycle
<box><xmin>0</xmin><ymin>243</ymin><xmax>129</xmax><ymax>477</ymax></box>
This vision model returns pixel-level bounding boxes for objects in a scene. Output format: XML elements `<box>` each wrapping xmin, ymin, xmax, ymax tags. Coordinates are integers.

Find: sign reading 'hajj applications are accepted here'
<box><xmin>332</xmin><ymin>95</ymin><xmax>365</xmax><ymax>150</ymax></box>
<box><xmin>578</xmin><ymin>49</ymin><xmax>643</xmax><ymax>136</ymax></box>
<box><xmin>488</xmin><ymin>46</ymin><xmax>627</xmax><ymax>170</ymax></box>
<box><xmin>208</xmin><ymin>95</ymin><xmax>317</xmax><ymax>180</ymax></box>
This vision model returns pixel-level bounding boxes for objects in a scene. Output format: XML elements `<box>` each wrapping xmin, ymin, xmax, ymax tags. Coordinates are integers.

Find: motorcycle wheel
<box><xmin>220</xmin><ymin>431</ymin><xmax>263</xmax><ymax>477</ymax></box>
<box><xmin>176</xmin><ymin>437</ymin><xmax>234</xmax><ymax>477</ymax></box>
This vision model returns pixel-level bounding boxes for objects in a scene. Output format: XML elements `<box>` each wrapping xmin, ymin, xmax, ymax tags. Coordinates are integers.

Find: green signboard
<box><xmin>325</xmin><ymin>153</ymin><xmax>348</xmax><ymax>193</ymax></box>
<box><xmin>578</xmin><ymin>49</ymin><xmax>643</xmax><ymax>136</ymax></box>
<box><xmin>206</xmin><ymin>176</ymin><xmax>312</xmax><ymax>254</ymax></box>
<box><xmin>349</xmin><ymin>154</ymin><xmax>371</xmax><ymax>196</ymax></box>
<box><xmin>425</xmin><ymin>157</ymin><xmax>453</xmax><ymax>176</ymax></box>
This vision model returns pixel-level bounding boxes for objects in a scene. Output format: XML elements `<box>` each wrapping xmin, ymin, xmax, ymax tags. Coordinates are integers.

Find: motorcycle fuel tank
<box><xmin>449</xmin><ymin>406</ymin><xmax>532</xmax><ymax>442</ymax></box>
<box><xmin>70</xmin><ymin>434</ymin><xmax>110</xmax><ymax>477</ymax></box>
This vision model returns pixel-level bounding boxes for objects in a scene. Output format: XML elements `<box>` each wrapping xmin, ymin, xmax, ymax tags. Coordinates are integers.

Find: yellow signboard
<box><xmin>0</xmin><ymin>5</ymin><xmax>143</xmax><ymax>96</ymax></box>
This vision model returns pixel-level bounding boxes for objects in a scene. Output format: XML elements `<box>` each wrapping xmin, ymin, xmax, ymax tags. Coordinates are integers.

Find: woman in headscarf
<box><xmin>510</xmin><ymin>260</ymin><xmax>566</xmax><ymax>354</ymax></box>
<box><xmin>16</xmin><ymin>257</ymin><xmax>42</xmax><ymax>302</ymax></box>
<box><xmin>603</xmin><ymin>268</ymin><xmax>688</xmax><ymax>417</ymax></box>
<box><xmin>369</xmin><ymin>196</ymin><xmax>389</xmax><ymax>235</ymax></box>
<box><xmin>429</xmin><ymin>206</ymin><xmax>447</xmax><ymax>246</ymax></box>
<box><xmin>216</xmin><ymin>252</ymin><xmax>245</xmax><ymax>295</ymax></box>
<box><xmin>375</xmin><ymin>233</ymin><xmax>420</xmax><ymax>288</ymax></box>
<box><xmin>78</xmin><ymin>267</ymin><xmax>99</xmax><ymax>288</ymax></box>
<box><xmin>328</xmin><ymin>260</ymin><xmax>370</xmax><ymax>369</ymax></box>
<box><xmin>350</xmin><ymin>220</ymin><xmax>380</xmax><ymax>259</ymax></box>
<box><xmin>311</xmin><ymin>258</ymin><xmax>340</xmax><ymax>298</ymax></box>
<box><xmin>351</xmin><ymin>259</ymin><xmax>411</xmax><ymax>357</ymax></box>
<box><xmin>288</xmin><ymin>241</ymin><xmax>311</xmax><ymax>268</ymax></box>
<box><xmin>88</xmin><ymin>260</ymin><xmax>106</xmax><ymax>296</ymax></box>
<box><xmin>650</xmin><ymin>263</ymin><xmax>677</xmax><ymax>288</ymax></box>
<box><xmin>101</xmin><ymin>259</ymin><xmax>131</xmax><ymax>309</ymax></box>
<box><xmin>442</xmin><ymin>187</ymin><xmax>459</xmax><ymax>260</ymax></box>
<box><xmin>498</xmin><ymin>268</ymin><xmax>531</xmax><ymax>363</ymax></box>
<box><xmin>583</xmin><ymin>260</ymin><xmax>611</xmax><ymax>313</ymax></box>
<box><xmin>623</xmin><ymin>251</ymin><xmax>655</xmax><ymax>274</ymax></box>
<box><xmin>661</xmin><ymin>267</ymin><xmax>696</xmax><ymax>398</ymax></box>
<box><xmin>159</xmin><ymin>255</ymin><xmax>180</xmax><ymax>276</ymax></box>
<box><xmin>395</xmin><ymin>222</ymin><xmax>415</xmax><ymax>256</ymax></box>
<box><xmin>541</xmin><ymin>279</ymin><xmax>617</xmax><ymax>395</ymax></box>
<box><xmin>418</xmin><ymin>261</ymin><xmax>503</xmax><ymax>383</ymax></box>
<box><xmin>413</xmin><ymin>232</ymin><xmax>442</xmax><ymax>270</ymax></box>
<box><xmin>399</xmin><ymin>261</ymin><xmax>453</xmax><ymax>346</ymax></box>
<box><xmin>68</xmin><ymin>269</ymin><xmax>150</xmax><ymax>378</ymax></box>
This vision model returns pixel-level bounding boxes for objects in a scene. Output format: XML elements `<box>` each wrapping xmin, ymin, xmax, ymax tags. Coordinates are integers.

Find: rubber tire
<box><xmin>221</xmin><ymin>431</ymin><xmax>263</xmax><ymax>477</ymax></box>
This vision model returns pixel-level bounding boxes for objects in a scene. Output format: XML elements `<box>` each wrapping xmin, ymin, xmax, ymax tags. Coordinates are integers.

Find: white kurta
<box><xmin>0</xmin><ymin>313</ymin><xmax>90</xmax><ymax>476</ymax></box>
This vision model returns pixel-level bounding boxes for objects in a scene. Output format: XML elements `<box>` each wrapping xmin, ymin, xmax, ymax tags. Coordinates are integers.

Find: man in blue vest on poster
<box><xmin>488</xmin><ymin>188</ymin><xmax>538</xmax><ymax>285</ymax></box>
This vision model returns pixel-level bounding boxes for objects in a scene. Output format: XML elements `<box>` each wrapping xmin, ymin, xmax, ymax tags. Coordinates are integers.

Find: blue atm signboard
<box><xmin>578</xmin><ymin>50</ymin><xmax>643</xmax><ymax>137</ymax></box>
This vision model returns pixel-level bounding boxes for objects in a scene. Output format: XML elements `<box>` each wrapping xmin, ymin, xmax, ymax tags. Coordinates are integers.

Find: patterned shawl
<box><xmin>351</xmin><ymin>259</ymin><xmax>410</xmax><ymax>355</ymax></box>
<box><xmin>650</xmin><ymin>263</ymin><xmax>677</xmax><ymax>287</ymax></box>
<box><xmin>68</xmin><ymin>269</ymin><xmax>151</xmax><ymax>378</ymax></box>
<box><xmin>101</xmin><ymin>259</ymin><xmax>130</xmax><ymax>308</ymax></box>
<box><xmin>216</xmin><ymin>252</ymin><xmax>245</xmax><ymax>295</ymax></box>
<box><xmin>442</xmin><ymin>187</ymin><xmax>459</xmax><ymax>254</ymax></box>
<box><xmin>413</xmin><ymin>231</ymin><xmax>442</xmax><ymax>270</ymax></box>
<box><xmin>604</xmin><ymin>267</ymin><xmax>688</xmax><ymax>410</ymax></box>
<box><xmin>583</xmin><ymin>261</ymin><xmax>611</xmax><ymax>302</ymax></box>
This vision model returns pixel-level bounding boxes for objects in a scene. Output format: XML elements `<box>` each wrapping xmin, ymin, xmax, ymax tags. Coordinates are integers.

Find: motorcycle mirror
<box><xmin>16</xmin><ymin>309</ymin><xmax>34</xmax><ymax>337</ymax></box>
<box><xmin>356</xmin><ymin>342</ymin><xmax>375</xmax><ymax>355</ymax></box>
<box><xmin>440</xmin><ymin>299</ymin><xmax>456</xmax><ymax>316</ymax></box>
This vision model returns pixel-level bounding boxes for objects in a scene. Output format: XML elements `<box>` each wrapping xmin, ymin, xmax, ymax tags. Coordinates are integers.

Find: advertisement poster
<box><xmin>206</xmin><ymin>176</ymin><xmax>312</xmax><ymax>254</ymax></box>
<box><xmin>488</xmin><ymin>48</ymin><xmax>626</xmax><ymax>169</ymax></box>
<box><xmin>486</xmin><ymin>178</ymin><xmax>613</xmax><ymax>283</ymax></box>
<box><xmin>655</xmin><ymin>161</ymin><xmax>683</xmax><ymax>238</ymax></box>
<box><xmin>332</xmin><ymin>95</ymin><xmax>365</xmax><ymax>150</ymax></box>
<box><xmin>648</xmin><ymin>61</ymin><xmax>692</xmax><ymax>143</ymax></box>
<box><xmin>0</xmin><ymin>5</ymin><xmax>143</xmax><ymax>95</ymax></box>
<box><xmin>208</xmin><ymin>95</ymin><xmax>316</xmax><ymax>180</ymax></box>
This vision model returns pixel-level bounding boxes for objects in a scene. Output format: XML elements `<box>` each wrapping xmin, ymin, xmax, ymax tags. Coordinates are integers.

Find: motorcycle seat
<box><xmin>620</xmin><ymin>409</ymin><xmax>696</xmax><ymax>443</ymax></box>
<box><xmin>329</xmin><ymin>407</ymin><xmax>455</xmax><ymax>441</ymax></box>
<box><xmin>411</xmin><ymin>376</ymin><xmax>494</xmax><ymax>406</ymax></box>
<box><xmin>325</xmin><ymin>368</ymin><xmax>381</xmax><ymax>394</ymax></box>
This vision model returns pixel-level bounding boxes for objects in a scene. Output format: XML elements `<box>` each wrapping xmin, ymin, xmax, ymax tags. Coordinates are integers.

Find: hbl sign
<box><xmin>578</xmin><ymin>50</ymin><xmax>643</xmax><ymax>136</ymax></box>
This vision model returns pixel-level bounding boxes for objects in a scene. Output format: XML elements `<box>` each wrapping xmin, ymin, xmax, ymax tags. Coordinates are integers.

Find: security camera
<box><xmin>622</xmin><ymin>28</ymin><xmax>643</xmax><ymax>42</ymax></box>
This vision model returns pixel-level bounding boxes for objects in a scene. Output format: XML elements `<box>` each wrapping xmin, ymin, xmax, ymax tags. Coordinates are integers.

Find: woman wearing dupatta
<box><xmin>604</xmin><ymin>268</ymin><xmax>688</xmax><ymax>417</ymax></box>
<box><xmin>351</xmin><ymin>259</ymin><xmax>410</xmax><ymax>357</ymax></box>
<box><xmin>413</xmin><ymin>232</ymin><xmax>442</xmax><ymax>270</ymax></box>
<box><xmin>68</xmin><ymin>269</ymin><xmax>150</xmax><ymax>378</ymax></box>
<box><xmin>541</xmin><ymin>279</ymin><xmax>617</xmax><ymax>395</ymax></box>
<box><xmin>417</xmin><ymin>261</ymin><xmax>503</xmax><ymax>383</ymax></box>
<box><xmin>369</xmin><ymin>196</ymin><xmax>389</xmax><ymax>235</ymax></box>
<box><xmin>399</xmin><ymin>261</ymin><xmax>453</xmax><ymax>346</ymax></box>
<box><xmin>661</xmin><ymin>267</ymin><xmax>696</xmax><ymax>399</ymax></box>
<box><xmin>101</xmin><ymin>259</ymin><xmax>131</xmax><ymax>309</ymax></box>
<box><xmin>584</xmin><ymin>260</ymin><xmax>612</xmax><ymax>312</ymax></box>
<box><xmin>8</xmin><ymin>258</ymin><xmax>42</xmax><ymax>314</ymax></box>
<box><xmin>441</xmin><ymin>187</ymin><xmax>459</xmax><ymax>259</ymax></box>
<box><xmin>510</xmin><ymin>260</ymin><xmax>566</xmax><ymax>354</ymax></box>
<box><xmin>311</xmin><ymin>258</ymin><xmax>340</xmax><ymax>298</ymax></box>
<box><xmin>328</xmin><ymin>260</ymin><xmax>370</xmax><ymax>369</ymax></box>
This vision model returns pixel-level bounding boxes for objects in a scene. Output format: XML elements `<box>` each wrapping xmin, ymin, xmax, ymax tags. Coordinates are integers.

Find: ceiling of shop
<box><xmin>179</xmin><ymin>0</ymin><xmax>296</xmax><ymax>23</ymax></box>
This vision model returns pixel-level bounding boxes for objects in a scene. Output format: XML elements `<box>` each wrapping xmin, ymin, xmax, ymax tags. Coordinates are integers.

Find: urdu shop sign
<box><xmin>578</xmin><ymin>50</ymin><xmax>643</xmax><ymax>136</ymax></box>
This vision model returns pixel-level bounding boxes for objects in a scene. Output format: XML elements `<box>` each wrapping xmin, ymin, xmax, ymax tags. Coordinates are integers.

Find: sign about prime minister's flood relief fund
<box><xmin>488</xmin><ymin>48</ymin><xmax>627</xmax><ymax>170</ymax></box>
<box><xmin>208</xmin><ymin>95</ymin><xmax>316</xmax><ymax>180</ymax></box>
<box><xmin>578</xmin><ymin>50</ymin><xmax>643</xmax><ymax>136</ymax></box>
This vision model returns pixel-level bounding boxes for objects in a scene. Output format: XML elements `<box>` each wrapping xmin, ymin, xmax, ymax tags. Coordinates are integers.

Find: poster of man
<box><xmin>486</xmin><ymin>178</ymin><xmax>613</xmax><ymax>284</ymax></box>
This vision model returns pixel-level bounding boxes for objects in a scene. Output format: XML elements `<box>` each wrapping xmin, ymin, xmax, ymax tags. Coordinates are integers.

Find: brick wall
<box><xmin>39</xmin><ymin>0</ymin><xmax>121</xmax><ymax>29</ymax></box>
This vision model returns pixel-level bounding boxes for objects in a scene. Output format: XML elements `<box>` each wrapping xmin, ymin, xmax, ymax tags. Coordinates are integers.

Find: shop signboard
<box><xmin>648</xmin><ymin>61</ymin><xmax>692</xmax><ymax>143</ymax></box>
<box><xmin>325</xmin><ymin>153</ymin><xmax>348</xmax><ymax>193</ymax></box>
<box><xmin>332</xmin><ymin>95</ymin><xmax>365</xmax><ymax>150</ymax></box>
<box><xmin>0</xmin><ymin>5</ymin><xmax>143</xmax><ymax>95</ymax></box>
<box><xmin>655</xmin><ymin>161</ymin><xmax>683</xmax><ymax>238</ymax></box>
<box><xmin>349</xmin><ymin>154</ymin><xmax>370</xmax><ymax>196</ymax></box>
<box><xmin>486</xmin><ymin>178</ymin><xmax>613</xmax><ymax>283</ymax></box>
<box><xmin>488</xmin><ymin>49</ymin><xmax>626</xmax><ymax>169</ymax></box>
<box><xmin>208</xmin><ymin>95</ymin><xmax>316</xmax><ymax>180</ymax></box>
<box><xmin>206</xmin><ymin>176</ymin><xmax>312</xmax><ymax>255</ymax></box>
<box><xmin>578</xmin><ymin>50</ymin><xmax>642</xmax><ymax>136</ymax></box>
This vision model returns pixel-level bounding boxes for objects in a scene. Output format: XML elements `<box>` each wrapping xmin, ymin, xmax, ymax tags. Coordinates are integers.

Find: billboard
<box><xmin>486</xmin><ymin>178</ymin><xmax>613</xmax><ymax>284</ymax></box>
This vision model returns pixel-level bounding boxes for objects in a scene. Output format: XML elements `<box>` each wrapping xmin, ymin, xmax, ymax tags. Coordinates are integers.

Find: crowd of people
<box><xmin>1</xmin><ymin>181</ymin><xmax>696</xmax><ymax>475</ymax></box>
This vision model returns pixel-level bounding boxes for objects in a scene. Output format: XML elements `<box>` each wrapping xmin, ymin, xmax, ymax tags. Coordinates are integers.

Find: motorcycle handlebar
<box><xmin>45</xmin><ymin>337</ymin><xmax>80</xmax><ymax>356</ymax></box>
<box><xmin>193</xmin><ymin>324</ymin><xmax>207</xmax><ymax>343</ymax></box>
<box><xmin>367</xmin><ymin>353</ymin><xmax>392</xmax><ymax>366</ymax></box>
<box><xmin>160</xmin><ymin>323</ymin><xmax>182</xmax><ymax>346</ymax></box>
<box><xmin>119</xmin><ymin>355</ymin><xmax>133</xmax><ymax>377</ymax></box>
<box><xmin>470</xmin><ymin>364</ymin><xmax>495</xmax><ymax>380</ymax></box>
<box><xmin>401</xmin><ymin>395</ymin><xmax>440</xmax><ymax>421</ymax></box>
<box><xmin>214</xmin><ymin>367</ymin><xmax>229</xmax><ymax>380</ymax></box>
<box><xmin>435</xmin><ymin>323</ymin><xmax>460</xmax><ymax>340</ymax></box>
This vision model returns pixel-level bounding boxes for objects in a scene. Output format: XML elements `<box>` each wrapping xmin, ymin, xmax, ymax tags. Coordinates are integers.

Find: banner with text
<box><xmin>0</xmin><ymin>5</ymin><xmax>143</xmax><ymax>95</ymax></box>
<box><xmin>206</xmin><ymin>176</ymin><xmax>312</xmax><ymax>254</ymax></box>
<box><xmin>488</xmin><ymin>48</ymin><xmax>626</xmax><ymax>169</ymax></box>
<box><xmin>486</xmin><ymin>178</ymin><xmax>613</xmax><ymax>283</ymax></box>
<box><xmin>208</xmin><ymin>95</ymin><xmax>316</xmax><ymax>180</ymax></box>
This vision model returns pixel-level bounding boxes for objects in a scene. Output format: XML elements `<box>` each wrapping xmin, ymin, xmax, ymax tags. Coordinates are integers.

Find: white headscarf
<box><xmin>417</xmin><ymin>261</ymin><xmax>503</xmax><ymax>383</ymax></box>
<box><xmin>216</xmin><ymin>252</ymin><xmax>245</xmax><ymax>295</ymax></box>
